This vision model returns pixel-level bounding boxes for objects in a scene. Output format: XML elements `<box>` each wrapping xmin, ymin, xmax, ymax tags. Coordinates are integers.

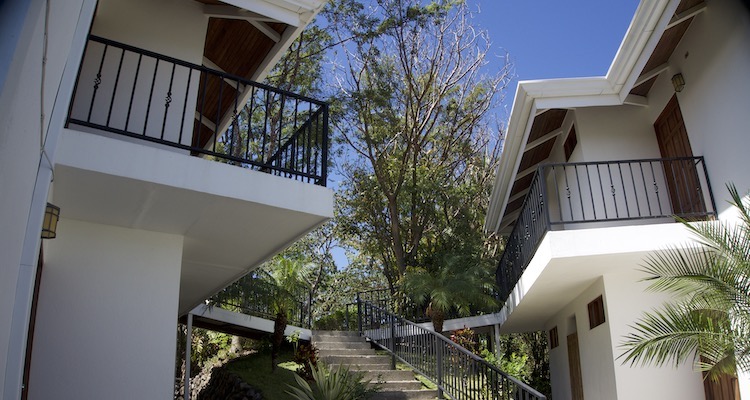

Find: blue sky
<box><xmin>328</xmin><ymin>1</ymin><xmax>641</xmax><ymax>269</ymax></box>
<box><xmin>471</xmin><ymin>0</ymin><xmax>640</xmax><ymax>114</ymax></box>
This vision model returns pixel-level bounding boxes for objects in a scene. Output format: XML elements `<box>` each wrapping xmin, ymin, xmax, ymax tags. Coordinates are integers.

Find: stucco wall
<box><xmin>603</xmin><ymin>268</ymin><xmax>705</xmax><ymax>399</ymax></box>
<box><xmin>644</xmin><ymin>0</ymin><xmax>750</xmax><ymax>217</ymax></box>
<box><xmin>91</xmin><ymin>0</ymin><xmax>207</xmax><ymax>64</ymax></box>
<box><xmin>0</xmin><ymin>0</ymin><xmax>90</xmax><ymax>396</ymax></box>
<box><xmin>545</xmin><ymin>278</ymin><xmax>618</xmax><ymax>400</ymax></box>
<box><xmin>28</xmin><ymin>219</ymin><xmax>183</xmax><ymax>400</ymax></box>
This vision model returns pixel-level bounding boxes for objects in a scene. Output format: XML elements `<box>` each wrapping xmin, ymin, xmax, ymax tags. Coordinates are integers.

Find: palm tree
<box><xmin>264</xmin><ymin>257</ymin><xmax>311</xmax><ymax>371</ymax></box>
<box><xmin>620</xmin><ymin>184</ymin><xmax>750</xmax><ymax>381</ymax></box>
<box><xmin>400</xmin><ymin>254</ymin><xmax>497</xmax><ymax>333</ymax></box>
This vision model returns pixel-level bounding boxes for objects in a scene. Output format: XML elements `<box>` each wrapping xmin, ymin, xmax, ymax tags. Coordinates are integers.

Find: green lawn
<box><xmin>226</xmin><ymin>349</ymin><xmax>300</xmax><ymax>400</ymax></box>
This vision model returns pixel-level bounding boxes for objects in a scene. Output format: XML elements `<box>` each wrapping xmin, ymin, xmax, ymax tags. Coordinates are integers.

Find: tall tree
<box><xmin>328</xmin><ymin>0</ymin><xmax>510</xmax><ymax>288</ymax></box>
<box><xmin>620</xmin><ymin>184</ymin><xmax>750</xmax><ymax>381</ymax></box>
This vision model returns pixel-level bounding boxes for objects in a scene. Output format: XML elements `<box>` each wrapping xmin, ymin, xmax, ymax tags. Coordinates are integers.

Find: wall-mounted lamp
<box><xmin>671</xmin><ymin>73</ymin><xmax>685</xmax><ymax>93</ymax></box>
<box><xmin>41</xmin><ymin>203</ymin><xmax>60</xmax><ymax>239</ymax></box>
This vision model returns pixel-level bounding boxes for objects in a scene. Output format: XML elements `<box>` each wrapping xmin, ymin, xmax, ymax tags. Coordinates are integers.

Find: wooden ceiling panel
<box><xmin>675</xmin><ymin>0</ymin><xmax>704</xmax><ymax>14</ymax></box>
<box><xmin>203</xmin><ymin>18</ymin><xmax>284</xmax><ymax>80</ymax></box>
<box><xmin>640</xmin><ymin>18</ymin><xmax>692</xmax><ymax>74</ymax></box>
<box><xmin>630</xmin><ymin>76</ymin><xmax>658</xmax><ymax>97</ymax></box>
<box><xmin>518</xmin><ymin>136</ymin><xmax>557</xmax><ymax>172</ymax></box>
<box><xmin>527</xmin><ymin>109</ymin><xmax>567</xmax><ymax>143</ymax></box>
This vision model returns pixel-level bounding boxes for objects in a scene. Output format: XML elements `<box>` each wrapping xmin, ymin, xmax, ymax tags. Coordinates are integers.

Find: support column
<box><xmin>184</xmin><ymin>313</ymin><xmax>193</xmax><ymax>400</ymax></box>
<box><xmin>494</xmin><ymin>323</ymin><xmax>501</xmax><ymax>360</ymax></box>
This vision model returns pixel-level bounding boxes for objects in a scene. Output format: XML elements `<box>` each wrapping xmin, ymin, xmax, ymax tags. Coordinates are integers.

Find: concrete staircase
<box><xmin>313</xmin><ymin>331</ymin><xmax>438</xmax><ymax>400</ymax></box>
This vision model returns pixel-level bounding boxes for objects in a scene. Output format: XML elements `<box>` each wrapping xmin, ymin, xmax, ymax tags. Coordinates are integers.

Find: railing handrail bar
<box><xmin>66</xmin><ymin>119</ymin><xmax>325</xmax><ymax>182</ymax></box>
<box><xmin>87</xmin><ymin>34</ymin><xmax>328</xmax><ymax>107</ymax></box>
<box><xmin>264</xmin><ymin>106</ymin><xmax>326</xmax><ymax>165</ymax></box>
<box><xmin>360</xmin><ymin>299</ymin><xmax>546</xmax><ymax>399</ymax></box>
<box><xmin>541</xmin><ymin>155</ymin><xmax>706</xmax><ymax>169</ymax></box>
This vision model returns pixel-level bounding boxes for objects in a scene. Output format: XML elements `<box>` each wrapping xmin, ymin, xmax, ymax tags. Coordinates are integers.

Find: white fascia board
<box><xmin>219</xmin><ymin>0</ymin><xmax>301</xmax><ymax>26</ymax></box>
<box><xmin>485</xmin><ymin>0</ymin><xmax>682</xmax><ymax>234</ymax></box>
<box><xmin>485</xmin><ymin>83</ymin><xmax>534</xmax><ymax>233</ymax></box>
<box><xmin>218</xmin><ymin>0</ymin><xmax>327</xmax><ymax>26</ymax></box>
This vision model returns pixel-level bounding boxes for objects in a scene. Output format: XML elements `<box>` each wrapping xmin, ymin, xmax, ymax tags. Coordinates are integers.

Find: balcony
<box><xmin>496</xmin><ymin>157</ymin><xmax>716</xmax><ymax>303</ymax></box>
<box><xmin>67</xmin><ymin>35</ymin><xmax>328</xmax><ymax>186</ymax></box>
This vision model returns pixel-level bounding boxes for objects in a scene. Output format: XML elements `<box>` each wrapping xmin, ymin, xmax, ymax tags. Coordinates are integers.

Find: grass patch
<box><xmin>226</xmin><ymin>349</ymin><xmax>299</xmax><ymax>400</ymax></box>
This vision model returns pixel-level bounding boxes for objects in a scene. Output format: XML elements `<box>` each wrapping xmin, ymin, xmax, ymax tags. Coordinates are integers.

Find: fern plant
<box><xmin>286</xmin><ymin>363</ymin><xmax>378</xmax><ymax>400</ymax></box>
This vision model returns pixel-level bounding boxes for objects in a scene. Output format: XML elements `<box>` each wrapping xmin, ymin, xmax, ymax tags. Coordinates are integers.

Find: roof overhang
<box><xmin>485</xmin><ymin>0</ymin><xmax>705</xmax><ymax>234</ymax></box>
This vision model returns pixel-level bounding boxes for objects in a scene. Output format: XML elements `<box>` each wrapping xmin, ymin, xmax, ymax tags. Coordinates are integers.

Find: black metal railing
<box><xmin>497</xmin><ymin>157</ymin><xmax>716</xmax><ymax>302</ymax></box>
<box><xmin>357</xmin><ymin>287</ymin><xmax>470</xmax><ymax>323</ymax></box>
<box><xmin>357</xmin><ymin>296</ymin><xmax>546</xmax><ymax>400</ymax></box>
<box><xmin>67</xmin><ymin>35</ymin><xmax>328</xmax><ymax>185</ymax></box>
<box><xmin>209</xmin><ymin>278</ymin><xmax>311</xmax><ymax>328</ymax></box>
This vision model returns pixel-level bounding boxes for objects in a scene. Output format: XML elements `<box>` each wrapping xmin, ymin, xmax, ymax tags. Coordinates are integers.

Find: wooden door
<box><xmin>567</xmin><ymin>333</ymin><xmax>585</xmax><ymax>400</ymax></box>
<box><xmin>702</xmin><ymin>356</ymin><xmax>741</xmax><ymax>400</ymax></box>
<box><xmin>654</xmin><ymin>95</ymin><xmax>705</xmax><ymax>216</ymax></box>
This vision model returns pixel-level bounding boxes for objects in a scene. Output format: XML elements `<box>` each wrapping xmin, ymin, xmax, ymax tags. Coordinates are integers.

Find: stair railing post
<box><xmin>184</xmin><ymin>313</ymin><xmax>193</xmax><ymax>400</ymax></box>
<box><xmin>344</xmin><ymin>303</ymin><xmax>350</xmax><ymax>330</ymax></box>
<box><xmin>436</xmin><ymin>337</ymin><xmax>444</xmax><ymax>399</ymax></box>
<box><xmin>357</xmin><ymin>294</ymin><xmax>363</xmax><ymax>336</ymax></box>
<box><xmin>389</xmin><ymin>313</ymin><xmax>396</xmax><ymax>370</ymax></box>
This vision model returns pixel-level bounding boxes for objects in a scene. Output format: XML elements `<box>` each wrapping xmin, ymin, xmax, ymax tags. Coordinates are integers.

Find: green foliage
<box><xmin>400</xmin><ymin>253</ymin><xmax>497</xmax><ymax>332</ymax></box>
<box><xmin>293</xmin><ymin>342</ymin><xmax>320</xmax><ymax>381</ymax></box>
<box><xmin>327</xmin><ymin>0</ymin><xmax>509</xmax><ymax>287</ymax></box>
<box><xmin>450</xmin><ymin>326</ymin><xmax>480</xmax><ymax>355</ymax></box>
<box><xmin>489</xmin><ymin>332</ymin><xmax>550</xmax><ymax>397</ymax></box>
<box><xmin>286</xmin><ymin>363</ymin><xmax>377</xmax><ymax>400</ymax></box>
<box><xmin>620</xmin><ymin>184</ymin><xmax>750</xmax><ymax>380</ymax></box>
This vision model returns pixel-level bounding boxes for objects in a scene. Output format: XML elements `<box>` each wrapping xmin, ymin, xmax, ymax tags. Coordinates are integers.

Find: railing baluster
<box><xmin>143</xmin><ymin>58</ymin><xmax>159</xmax><ymax>136</ymax></box>
<box><xmin>178</xmin><ymin>68</ymin><xmax>192</xmax><ymax>145</ymax></box>
<box><xmin>106</xmin><ymin>48</ymin><xmax>125</xmax><ymax>127</ymax></box>
<box><xmin>88</xmin><ymin>43</ymin><xmax>108</xmax><ymax>123</ymax></box>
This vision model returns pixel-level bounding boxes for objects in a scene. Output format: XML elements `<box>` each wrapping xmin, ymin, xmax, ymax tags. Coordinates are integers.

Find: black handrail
<box><xmin>209</xmin><ymin>278</ymin><xmax>311</xmax><ymax>328</ymax></box>
<box><xmin>357</xmin><ymin>296</ymin><xmax>546</xmax><ymax>400</ymax></box>
<box><xmin>67</xmin><ymin>35</ymin><xmax>329</xmax><ymax>186</ymax></box>
<box><xmin>496</xmin><ymin>156</ymin><xmax>716</xmax><ymax>303</ymax></box>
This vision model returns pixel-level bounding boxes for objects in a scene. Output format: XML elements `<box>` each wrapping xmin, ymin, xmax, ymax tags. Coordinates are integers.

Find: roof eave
<box><xmin>485</xmin><ymin>0</ymin><xmax>680</xmax><ymax>234</ymax></box>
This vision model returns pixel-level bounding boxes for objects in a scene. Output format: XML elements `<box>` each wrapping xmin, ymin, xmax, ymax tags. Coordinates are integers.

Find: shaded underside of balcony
<box><xmin>53</xmin><ymin>128</ymin><xmax>333</xmax><ymax>315</ymax></box>
<box><xmin>496</xmin><ymin>222</ymin><xmax>702</xmax><ymax>333</ymax></box>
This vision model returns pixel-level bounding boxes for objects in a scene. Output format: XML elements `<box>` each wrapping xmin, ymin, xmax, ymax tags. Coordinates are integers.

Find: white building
<box><xmin>0</xmin><ymin>0</ymin><xmax>332</xmax><ymax>399</ymax></box>
<box><xmin>485</xmin><ymin>0</ymin><xmax>750</xmax><ymax>399</ymax></box>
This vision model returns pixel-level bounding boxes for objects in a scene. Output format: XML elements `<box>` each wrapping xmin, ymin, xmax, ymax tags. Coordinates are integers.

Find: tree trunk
<box><xmin>271</xmin><ymin>310</ymin><xmax>288</xmax><ymax>372</ymax></box>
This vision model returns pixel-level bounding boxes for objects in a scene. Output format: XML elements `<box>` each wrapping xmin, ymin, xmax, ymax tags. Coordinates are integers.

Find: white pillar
<box><xmin>184</xmin><ymin>314</ymin><xmax>193</xmax><ymax>400</ymax></box>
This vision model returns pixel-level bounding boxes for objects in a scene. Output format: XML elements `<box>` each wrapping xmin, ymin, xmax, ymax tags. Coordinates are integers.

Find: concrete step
<box><xmin>312</xmin><ymin>330</ymin><xmax>360</xmax><ymax>337</ymax></box>
<box><xmin>313</xmin><ymin>334</ymin><xmax>365</xmax><ymax>343</ymax></box>
<box><xmin>371</xmin><ymin>389</ymin><xmax>439</xmax><ymax>400</ymax></box>
<box><xmin>319</xmin><ymin>348</ymin><xmax>377</xmax><ymax>357</ymax></box>
<box><xmin>360</xmin><ymin>370</ymin><xmax>417</xmax><ymax>381</ymax></box>
<box><xmin>322</xmin><ymin>355</ymin><xmax>391</xmax><ymax>366</ymax></box>
<box><xmin>315</xmin><ymin>341</ymin><xmax>372</xmax><ymax>350</ymax></box>
<box><xmin>369</xmin><ymin>380</ymin><xmax>423</xmax><ymax>391</ymax></box>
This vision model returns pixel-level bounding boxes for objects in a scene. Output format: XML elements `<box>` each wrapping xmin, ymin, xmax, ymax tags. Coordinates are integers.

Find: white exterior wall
<box><xmin>91</xmin><ymin>0</ymin><xmax>207</xmax><ymax>64</ymax></box>
<box><xmin>545</xmin><ymin>278</ymin><xmax>618</xmax><ymax>400</ymax></box>
<box><xmin>0</xmin><ymin>0</ymin><xmax>92</xmax><ymax>397</ymax></box>
<box><xmin>603</xmin><ymin>268</ymin><xmax>705</xmax><ymax>400</ymax></box>
<box><xmin>70</xmin><ymin>0</ymin><xmax>208</xmax><ymax>148</ymax></box>
<box><xmin>29</xmin><ymin>219</ymin><xmax>183</xmax><ymax>400</ymax></box>
<box><xmin>645</xmin><ymin>0</ymin><xmax>750</xmax><ymax>216</ymax></box>
<box><xmin>545</xmin><ymin>269</ymin><xmax>705</xmax><ymax>400</ymax></box>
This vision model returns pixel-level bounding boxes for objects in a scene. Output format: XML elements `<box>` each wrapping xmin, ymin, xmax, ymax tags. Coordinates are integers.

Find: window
<box><xmin>564</xmin><ymin>126</ymin><xmax>578</xmax><ymax>161</ymax></box>
<box><xmin>588</xmin><ymin>295</ymin><xmax>605</xmax><ymax>329</ymax></box>
<box><xmin>549</xmin><ymin>326</ymin><xmax>559</xmax><ymax>349</ymax></box>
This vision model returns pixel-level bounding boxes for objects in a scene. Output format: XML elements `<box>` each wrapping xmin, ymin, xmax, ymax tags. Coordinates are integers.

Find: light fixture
<box><xmin>41</xmin><ymin>203</ymin><xmax>60</xmax><ymax>239</ymax></box>
<box><xmin>671</xmin><ymin>73</ymin><xmax>685</xmax><ymax>92</ymax></box>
